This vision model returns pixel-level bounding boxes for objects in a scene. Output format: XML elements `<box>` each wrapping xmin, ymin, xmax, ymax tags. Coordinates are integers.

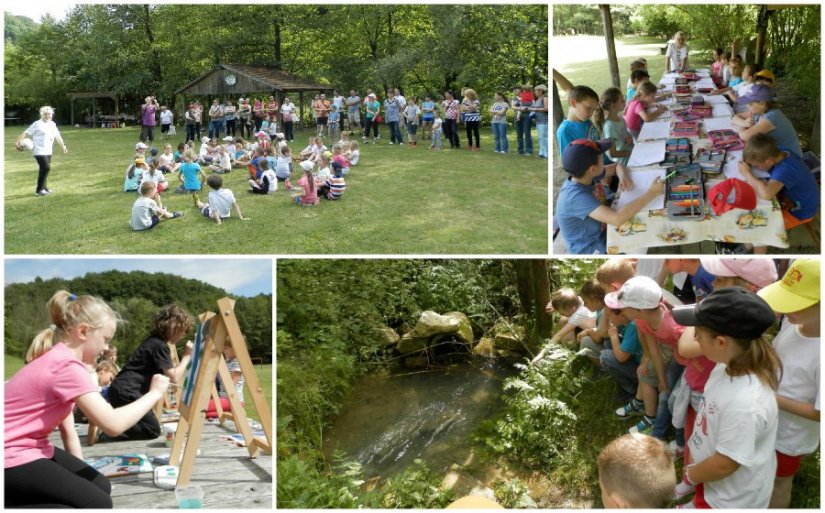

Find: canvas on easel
<box><xmin>168</xmin><ymin>297</ymin><xmax>272</xmax><ymax>486</ymax></box>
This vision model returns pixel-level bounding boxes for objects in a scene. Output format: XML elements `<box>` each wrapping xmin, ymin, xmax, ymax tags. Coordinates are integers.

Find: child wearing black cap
<box><xmin>671</xmin><ymin>288</ymin><xmax>781</xmax><ymax>508</ymax></box>
<box><xmin>556</xmin><ymin>139</ymin><xmax>664</xmax><ymax>254</ymax></box>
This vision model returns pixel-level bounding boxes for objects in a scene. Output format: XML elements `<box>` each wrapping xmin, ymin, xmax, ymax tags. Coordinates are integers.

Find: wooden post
<box><xmin>299</xmin><ymin>91</ymin><xmax>304</xmax><ymax>130</ymax></box>
<box><xmin>811</xmin><ymin>97</ymin><xmax>820</xmax><ymax>155</ymax></box>
<box><xmin>552</xmin><ymin>80</ymin><xmax>564</xmax><ymax>141</ymax></box>
<box><xmin>70</xmin><ymin>98</ymin><xmax>75</xmax><ymax>128</ymax></box>
<box><xmin>600</xmin><ymin>5</ymin><xmax>621</xmax><ymax>89</ymax></box>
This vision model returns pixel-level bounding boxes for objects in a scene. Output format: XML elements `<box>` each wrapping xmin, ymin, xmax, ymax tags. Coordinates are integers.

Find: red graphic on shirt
<box><xmin>696</xmin><ymin>408</ymin><xmax>708</xmax><ymax>436</ymax></box>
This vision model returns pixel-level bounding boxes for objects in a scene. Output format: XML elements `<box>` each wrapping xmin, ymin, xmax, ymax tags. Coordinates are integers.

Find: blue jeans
<box><xmin>387</xmin><ymin>121</ymin><xmax>402</xmax><ymax>143</ymax></box>
<box><xmin>492</xmin><ymin>123</ymin><xmax>508</xmax><ymax>153</ymax></box>
<box><xmin>208</xmin><ymin>120</ymin><xmax>222</xmax><ymax>140</ymax></box>
<box><xmin>515</xmin><ymin>115</ymin><xmax>533</xmax><ymax>154</ymax></box>
<box><xmin>537</xmin><ymin>123</ymin><xmax>548</xmax><ymax>158</ymax></box>
<box><xmin>600</xmin><ymin>349</ymin><xmax>639</xmax><ymax>399</ymax></box>
<box><xmin>652</xmin><ymin>360</ymin><xmax>685</xmax><ymax>440</ymax></box>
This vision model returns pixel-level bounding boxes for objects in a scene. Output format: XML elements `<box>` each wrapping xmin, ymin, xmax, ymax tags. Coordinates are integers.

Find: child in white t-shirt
<box><xmin>130</xmin><ymin>181</ymin><xmax>183</xmax><ymax>231</ymax></box>
<box><xmin>672</xmin><ymin>288</ymin><xmax>780</xmax><ymax>508</ymax></box>
<box><xmin>758</xmin><ymin>259</ymin><xmax>820</xmax><ymax>508</ymax></box>
<box><xmin>431</xmin><ymin>111</ymin><xmax>443</xmax><ymax>150</ymax></box>
<box><xmin>196</xmin><ymin>174</ymin><xmax>246</xmax><ymax>225</ymax></box>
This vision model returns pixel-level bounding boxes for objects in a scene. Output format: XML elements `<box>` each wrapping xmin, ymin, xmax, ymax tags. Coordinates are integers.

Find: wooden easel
<box><xmin>169</xmin><ymin>297</ymin><xmax>272</xmax><ymax>486</ymax></box>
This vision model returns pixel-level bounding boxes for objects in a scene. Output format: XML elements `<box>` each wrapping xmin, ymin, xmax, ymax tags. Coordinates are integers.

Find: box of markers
<box><xmin>666</xmin><ymin>163</ymin><xmax>705</xmax><ymax>221</ymax></box>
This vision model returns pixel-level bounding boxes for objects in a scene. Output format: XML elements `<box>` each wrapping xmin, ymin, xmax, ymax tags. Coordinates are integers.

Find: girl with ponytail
<box><xmin>5</xmin><ymin>291</ymin><xmax>171</xmax><ymax>508</ymax></box>
<box><xmin>595</xmin><ymin>87</ymin><xmax>634</xmax><ymax>168</ymax></box>
<box><xmin>671</xmin><ymin>287</ymin><xmax>781</xmax><ymax>508</ymax></box>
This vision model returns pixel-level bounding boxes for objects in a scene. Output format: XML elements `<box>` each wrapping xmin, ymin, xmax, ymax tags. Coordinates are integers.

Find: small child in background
<box><xmin>176</xmin><ymin>150</ymin><xmax>207</xmax><ymax>207</ymax></box>
<box><xmin>248</xmin><ymin>158</ymin><xmax>276</xmax><ymax>195</ymax></box>
<box><xmin>196</xmin><ymin>174</ymin><xmax>246</xmax><ymax>225</ymax></box>
<box><xmin>174</xmin><ymin>142</ymin><xmax>187</xmax><ymax>163</ymax></box>
<box><xmin>624</xmin><ymin>81</ymin><xmax>666</xmax><ymax>140</ymax></box>
<box><xmin>123</xmin><ymin>160</ymin><xmax>142</xmax><ymax>192</ymax></box>
<box><xmin>727</xmin><ymin>64</ymin><xmax>757</xmax><ymax>113</ymax></box>
<box><xmin>625</xmin><ymin>59</ymin><xmax>647</xmax><ymax>95</ymax></box>
<box><xmin>328</xmin><ymin>105</ymin><xmax>341</xmax><ymax>143</ymax></box>
<box><xmin>625</xmin><ymin>69</ymin><xmax>650</xmax><ymax>104</ymax></box>
<box><xmin>140</xmin><ymin>161</ymin><xmax>168</xmax><ymax>194</ymax></box>
<box><xmin>208</xmin><ymin>145</ymin><xmax>232</xmax><ymax>174</ymax></box>
<box><xmin>758</xmin><ymin>259</ymin><xmax>820</xmax><ymax>508</ymax></box>
<box><xmin>754</xmin><ymin>68</ymin><xmax>776</xmax><ymax>87</ymax></box>
<box><xmin>430</xmin><ymin>110</ymin><xmax>443</xmax><ymax>150</ymax></box>
<box><xmin>712</xmin><ymin>58</ymin><xmax>744</xmax><ymax>96</ymax></box>
<box><xmin>134</xmin><ymin>141</ymin><xmax>148</xmax><ymax>161</ymax></box>
<box><xmin>348</xmin><ymin>140</ymin><xmax>361</xmax><ymax>165</ymax></box>
<box><xmin>274</xmin><ymin>145</ymin><xmax>293</xmax><ymax>187</ymax></box>
<box><xmin>331</xmin><ymin>144</ymin><xmax>349</xmax><ymax>176</ymax></box>
<box><xmin>532</xmin><ymin>287</ymin><xmax>597</xmax><ymax>362</ymax></box>
<box><xmin>672</xmin><ymin>288</ymin><xmax>780</xmax><ymax>508</ymax></box>
<box><xmin>598</xmin><ymin>433</ymin><xmax>676</xmax><ymax>508</ymax></box>
<box><xmin>720</xmin><ymin>51</ymin><xmax>732</xmax><ymax>85</ymax></box>
<box><xmin>318</xmin><ymin>161</ymin><xmax>346</xmax><ymax>200</ymax></box>
<box><xmin>575</xmin><ymin>280</ymin><xmax>608</xmax><ymax>362</ymax></box>
<box><xmin>738</xmin><ymin>133</ymin><xmax>819</xmax><ymax>230</ymax></box>
<box><xmin>293</xmin><ymin>160</ymin><xmax>319</xmax><ymax>206</ymax></box>
<box><xmin>266</xmin><ymin>115</ymin><xmax>278</xmax><ymax>141</ymax></box>
<box><xmin>95</xmin><ymin>361</ymin><xmax>118</xmax><ymax>401</ymax></box>
<box><xmin>315</xmin><ymin>152</ymin><xmax>332</xmax><ymax>184</ymax></box>
<box><xmin>130</xmin><ymin>181</ymin><xmax>183</xmax><ymax>231</ymax></box>
<box><xmin>593</xmin><ymin>87</ymin><xmax>633</xmax><ymax>167</ymax></box>
<box><xmin>253</xmin><ymin>130</ymin><xmax>270</xmax><ymax>153</ymax></box>
<box><xmin>710</xmin><ymin>48</ymin><xmax>724</xmax><ymax>84</ymax></box>
<box><xmin>156</xmin><ymin>144</ymin><xmax>175</xmax><ymax>173</ymax></box>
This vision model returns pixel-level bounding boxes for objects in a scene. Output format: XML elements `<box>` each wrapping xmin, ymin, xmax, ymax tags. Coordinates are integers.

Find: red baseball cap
<box><xmin>707</xmin><ymin>178</ymin><xmax>757</xmax><ymax>215</ymax></box>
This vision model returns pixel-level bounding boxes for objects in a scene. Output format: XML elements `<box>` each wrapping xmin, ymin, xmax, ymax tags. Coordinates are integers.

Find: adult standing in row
<box><xmin>529</xmin><ymin>85</ymin><xmax>549</xmax><ymax>159</ymax></box>
<box><xmin>314</xmin><ymin>94</ymin><xmax>331</xmax><ymax>137</ymax></box>
<box><xmin>237</xmin><ymin>98</ymin><xmax>253</xmax><ymax>139</ymax></box>
<box><xmin>442</xmin><ymin>90</ymin><xmax>461</xmax><ymax>149</ymax></box>
<box><xmin>512</xmin><ymin>86</ymin><xmax>533</xmax><ymax>156</ymax></box>
<box><xmin>666</xmin><ymin>31</ymin><xmax>690</xmax><ymax>73</ymax></box>
<box><xmin>208</xmin><ymin>98</ymin><xmax>224</xmax><ymax>140</ymax></box>
<box><xmin>253</xmin><ymin>98</ymin><xmax>265</xmax><ymax>132</ymax></box>
<box><xmin>384</xmin><ymin>90</ymin><xmax>403</xmax><ymax>145</ymax></box>
<box><xmin>16</xmin><ymin>106</ymin><xmax>68</xmax><ymax>196</ymax></box>
<box><xmin>346</xmin><ymin>90</ymin><xmax>361</xmax><ymax>132</ymax></box>
<box><xmin>266</xmin><ymin>96</ymin><xmax>279</xmax><ymax>127</ymax></box>
<box><xmin>362</xmin><ymin>93</ymin><xmax>380</xmax><ymax>144</ymax></box>
<box><xmin>140</xmin><ymin>96</ymin><xmax>159</xmax><ymax>144</ymax></box>
<box><xmin>224</xmin><ymin>99</ymin><xmax>237</xmax><ymax>138</ymax></box>
<box><xmin>461</xmin><ymin>89</ymin><xmax>481</xmax><ymax>150</ymax></box>
<box><xmin>332</xmin><ymin>90</ymin><xmax>345</xmax><ymax>126</ymax></box>
<box><xmin>281</xmin><ymin>96</ymin><xmax>296</xmax><ymax>142</ymax></box>
<box><xmin>490</xmin><ymin>92</ymin><xmax>510</xmax><ymax>154</ymax></box>
<box><xmin>184</xmin><ymin>102</ymin><xmax>200</xmax><ymax>143</ymax></box>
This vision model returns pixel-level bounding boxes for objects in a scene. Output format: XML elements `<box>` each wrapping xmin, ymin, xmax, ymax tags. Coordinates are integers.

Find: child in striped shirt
<box><xmin>319</xmin><ymin>162</ymin><xmax>346</xmax><ymax>200</ymax></box>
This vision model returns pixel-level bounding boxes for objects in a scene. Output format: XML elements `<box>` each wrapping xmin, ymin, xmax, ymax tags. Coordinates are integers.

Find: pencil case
<box><xmin>664</xmin><ymin>138</ymin><xmax>692</xmax><ymax>165</ymax></box>
<box><xmin>696</xmin><ymin>147</ymin><xmax>726</xmax><ymax>174</ymax></box>
<box><xmin>666</xmin><ymin>163</ymin><xmax>705</xmax><ymax>221</ymax></box>
<box><xmin>708</xmin><ymin>129</ymin><xmax>745</xmax><ymax>151</ymax></box>
<box><xmin>672</xmin><ymin>121</ymin><xmax>700</xmax><ymax>137</ymax></box>
<box><xmin>691</xmin><ymin>105</ymin><xmax>713</xmax><ymax>118</ymax></box>
<box><xmin>675</xmin><ymin>85</ymin><xmax>692</xmax><ymax>94</ymax></box>
<box><xmin>681</xmin><ymin>73</ymin><xmax>701</xmax><ymax>82</ymax></box>
<box><xmin>691</xmin><ymin>95</ymin><xmax>705</xmax><ymax>107</ymax></box>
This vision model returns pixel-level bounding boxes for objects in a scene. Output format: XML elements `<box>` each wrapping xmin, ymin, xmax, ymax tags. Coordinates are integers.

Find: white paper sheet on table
<box><xmin>721</xmin><ymin>150</ymin><xmax>771</xmax><ymax>180</ymax></box>
<box><xmin>702</xmin><ymin>95</ymin><xmax>729</xmax><ymax>105</ymax></box>
<box><xmin>649</xmin><ymin>106</ymin><xmax>672</xmax><ymax>119</ymax></box>
<box><xmin>627</xmin><ymin>139</ymin><xmax>666</xmax><ymax>167</ymax></box>
<box><xmin>703</xmin><ymin>117</ymin><xmax>734</xmax><ymax>132</ymax></box>
<box><xmin>696</xmin><ymin>78</ymin><xmax>716</xmax><ymax>89</ymax></box>
<box><xmin>712</xmin><ymin>104</ymin><xmax>734</xmax><ymax>117</ymax></box>
<box><xmin>615</xmin><ymin>168</ymin><xmax>665</xmax><ymax>212</ymax></box>
<box><xmin>638</xmin><ymin>121</ymin><xmax>671</xmax><ymax>141</ymax></box>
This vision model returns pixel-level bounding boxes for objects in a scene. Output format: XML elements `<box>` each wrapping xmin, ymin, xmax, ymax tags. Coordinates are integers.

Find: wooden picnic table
<box><xmin>606</xmin><ymin>69</ymin><xmax>789</xmax><ymax>254</ymax></box>
<box><xmin>52</xmin><ymin>420</ymin><xmax>272</xmax><ymax>509</ymax></box>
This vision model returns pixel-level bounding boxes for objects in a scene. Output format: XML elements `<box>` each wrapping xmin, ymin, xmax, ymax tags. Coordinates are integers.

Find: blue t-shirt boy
<box><xmin>769</xmin><ymin>149</ymin><xmax>820</xmax><ymax>221</ymax></box>
<box><xmin>180</xmin><ymin>162</ymin><xmax>203</xmax><ymax>191</ymax></box>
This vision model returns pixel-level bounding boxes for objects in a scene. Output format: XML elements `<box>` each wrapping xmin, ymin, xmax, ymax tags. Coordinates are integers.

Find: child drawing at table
<box><xmin>625</xmin><ymin>59</ymin><xmax>647</xmax><ymax>95</ymax></box>
<box><xmin>739</xmin><ymin>133</ymin><xmax>819</xmax><ymax>231</ymax></box>
<box><xmin>556</xmin><ymin>139</ymin><xmax>664</xmax><ymax>255</ymax></box>
<box><xmin>593</xmin><ymin>87</ymin><xmax>633</xmax><ymax>167</ymax></box>
<box><xmin>712</xmin><ymin>57</ymin><xmax>744</xmax><ymax>96</ymax></box>
<box><xmin>733</xmin><ymin>84</ymin><xmax>803</xmax><ymax>158</ymax></box>
<box><xmin>625</xmin><ymin>69</ymin><xmax>650</xmax><ymax>104</ymax></box>
<box><xmin>719</xmin><ymin>51</ymin><xmax>732</xmax><ymax>86</ymax></box>
<box><xmin>727</xmin><ymin>64</ymin><xmax>757</xmax><ymax>112</ymax></box>
<box><xmin>624</xmin><ymin>82</ymin><xmax>666</xmax><ymax>140</ymax></box>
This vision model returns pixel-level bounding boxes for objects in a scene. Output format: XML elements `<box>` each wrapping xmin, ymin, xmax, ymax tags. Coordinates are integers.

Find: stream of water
<box><xmin>322</xmin><ymin>359</ymin><xmax>517</xmax><ymax>479</ymax></box>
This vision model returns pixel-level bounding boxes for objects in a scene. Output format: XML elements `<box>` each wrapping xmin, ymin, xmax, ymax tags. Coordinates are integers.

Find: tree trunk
<box><xmin>142</xmin><ymin>5</ymin><xmax>163</xmax><ymax>93</ymax></box>
<box><xmin>514</xmin><ymin>260</ymin><xmax>534</xmax><ymax>322</ymax></box>
<box><xmin>273</xmin><ymin>19</ymin><xmax>282</xmax><ymax>69</ymax></box>
<box><xmin>600</xmin><ymin>5</ymin><xmax>621</xmax><ymax>89</ymax></box>
<box><xmin>531</xmin><ymin>260</ymin><xmax>553</xmax><ymax>338</ymax></box>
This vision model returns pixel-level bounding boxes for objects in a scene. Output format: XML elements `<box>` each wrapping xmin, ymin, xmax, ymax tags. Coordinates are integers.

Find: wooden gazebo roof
<box><xmin>174</xmin><ymin>64</ymin><xmax>333</xmax><ymax>96</ymax></box>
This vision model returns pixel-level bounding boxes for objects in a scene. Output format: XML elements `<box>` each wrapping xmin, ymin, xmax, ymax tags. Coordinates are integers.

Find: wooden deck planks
<box><xmin>51</xmin><ymin>420</ymin><xmax>272</xmax><ymax>509</ymax></box>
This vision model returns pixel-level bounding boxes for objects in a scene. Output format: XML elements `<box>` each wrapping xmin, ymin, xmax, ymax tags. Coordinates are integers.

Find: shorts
<box><xmin>348</xmin><ymin>111</ymin><xmax>360</xmax><ymax>123</ymax></box>
<box><xmin>639</xmin><ymin>345</ymin><xmax>673</xmax><ymax>387</ymax></box>
<box><xmin>776</xmin><ymin>450</ymin><xmax>804</xmax><ymax>477</ymax></box>
<box><xmin>150</xmin><ymin>215</ymin><xmax>159</xmax><ymax>228</ymax></box>
<box><xmin>781</xmin><ymin>208</ymin><xmax>813</xmax><ymax>230</ymax></box>
<box><xmin>317</xmin><ymin>117</ymin><xmax>328</xmax><ymax>126</ymax></box>
<box><xmin>422</xmin><ymin>116</ymin><xmax>434</xmax><ymax>123</ymax></box>
<box><xmin>201</xmin><ymin>206</ymin><xmax>213</xmax><ymax>218</ymax></box>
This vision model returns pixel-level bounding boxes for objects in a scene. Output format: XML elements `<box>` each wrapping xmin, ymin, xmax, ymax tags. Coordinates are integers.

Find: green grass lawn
<box><xmin>5</xmin><ymin>127</ymin><xmax>547</xmax><ymax>254</ymax></box>
<box><xmin>5</xmin><ymin>354</ymin><xmax>272</xmax><ymax>423</ymax></box>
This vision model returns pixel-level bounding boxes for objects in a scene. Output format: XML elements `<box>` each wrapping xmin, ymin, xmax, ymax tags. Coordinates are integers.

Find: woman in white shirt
<box><xmin>16</xmin><ymin>106</ymin><xmax>68</xmax><ymax>196</ymax></box>
<box><xmin>666</xmin><ymin>31</ymin><xmax>690</xmax><ymax>73</ymax></box>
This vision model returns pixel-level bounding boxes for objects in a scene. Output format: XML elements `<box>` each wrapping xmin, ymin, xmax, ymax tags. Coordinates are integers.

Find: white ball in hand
<box><xmin>18</xmin><ymin>138</ymin><xmax>34</xmax><ymax>151</ymax></box>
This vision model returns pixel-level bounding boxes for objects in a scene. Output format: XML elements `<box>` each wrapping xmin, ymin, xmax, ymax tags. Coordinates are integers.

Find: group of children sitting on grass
<box><xmin>540</xmin><ymin>258</ymin><xmax>819</xmax><ymax>508</ymax></box>
<box><xmin>126</xmin><ymin>130</ymin><xmax>360</xmax><ymax>231</ymax></box>
<box><xmin>554</xmin><ymin>50</ymin><xmax>817</xmax><ymax>255</ymax></box>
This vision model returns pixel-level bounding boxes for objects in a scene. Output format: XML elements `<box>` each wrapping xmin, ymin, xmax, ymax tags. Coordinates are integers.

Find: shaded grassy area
<box><xmin>4</xmin><ymin>354</ymin><xmax>271</xmax><ymax>422</ymax></box>
<box><xmin>5</xmin><ymin>126</ymin><xmax>547</xmax><ymax>254</ymax></box>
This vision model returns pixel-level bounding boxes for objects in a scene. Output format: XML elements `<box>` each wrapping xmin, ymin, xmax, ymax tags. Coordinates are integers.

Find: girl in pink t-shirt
<box><xmin>623</xmin><ymin>81</ymin><xmax>666</xmax><ymax>139</ymax></box>
<box><xmin>4</xmin><ymin>291</ymin><xmax>170</xmax><ymax>508</ymax></box>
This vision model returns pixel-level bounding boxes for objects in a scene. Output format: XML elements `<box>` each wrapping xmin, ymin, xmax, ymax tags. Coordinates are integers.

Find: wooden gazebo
<box><xmin>68</xmin><ymin>91</ymin><xmax>119</xmax><ymax>127</ymax></box>
<box><xmin>174</xmin><ymin>64</ymin><xmax>334</xmax><ymax>122</ymax></box>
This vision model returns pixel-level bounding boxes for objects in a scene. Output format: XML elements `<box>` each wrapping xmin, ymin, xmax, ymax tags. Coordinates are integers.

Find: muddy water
<box><xmin>322</xmin><ymin>359</ymin><xmax>517</xmax><ymax>479</ymax></box>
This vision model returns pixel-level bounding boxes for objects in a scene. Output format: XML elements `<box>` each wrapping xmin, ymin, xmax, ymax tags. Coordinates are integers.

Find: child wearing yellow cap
<box><xmin>758</xmin><ymin>259</ymin><xmax>820</xmax><ymax>508</ymax></box>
